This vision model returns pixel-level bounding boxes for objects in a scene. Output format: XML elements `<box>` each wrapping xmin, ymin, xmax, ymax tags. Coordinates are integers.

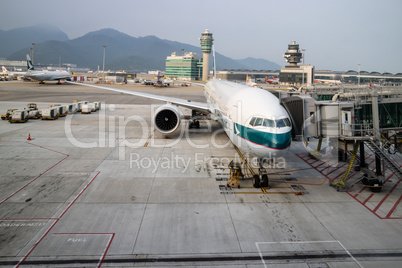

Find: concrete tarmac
<box><xmin>0</xmin><ymin>81</ymin><xmax>401</xmax><ymax>267</ymax></box>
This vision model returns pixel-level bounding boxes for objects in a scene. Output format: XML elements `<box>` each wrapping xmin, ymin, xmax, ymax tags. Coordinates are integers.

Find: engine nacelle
<box><xmin>154</xmin><ymin>104</ymin><xmax>182</xmax><ymax>134</ymax></box>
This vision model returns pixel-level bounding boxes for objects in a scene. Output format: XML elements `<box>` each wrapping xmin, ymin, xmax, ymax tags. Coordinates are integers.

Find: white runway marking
<box><xmin>256</xmin><ymin>240</ymin><xmax>363</xmax><ymax>268</ymax></box>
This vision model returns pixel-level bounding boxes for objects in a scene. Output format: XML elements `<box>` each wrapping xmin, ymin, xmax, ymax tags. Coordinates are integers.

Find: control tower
<box><xmin>283</xmin><ymin>41</ymin><xmax>302</xmax><ymax>67</ymax></box>
<box><xmin>280</xmin><ymin>41</ymin><xmax>314</xmax><ymax>87</ymax></box>
<box><xmin>200</xmin><ymin>29</ymin><xmax>214</xmax><ymax>81</ymax></box>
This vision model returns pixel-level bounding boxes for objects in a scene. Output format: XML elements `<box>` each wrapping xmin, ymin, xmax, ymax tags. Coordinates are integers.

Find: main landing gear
<box><xmin>189</xmin><ymin>119</ymin><xmax>200</xmax><ymax>129</ymax></box>
<box><xmin>188</xmin><ymin>110</ymin><xmax>206</xmax><ymax>129</ymax></box>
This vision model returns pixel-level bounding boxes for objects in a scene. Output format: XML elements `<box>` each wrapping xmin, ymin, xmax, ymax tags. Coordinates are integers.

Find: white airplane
<box><xmin>25</xmin><ymin>55</ymin><xmax>71</xmax><ymax>84</ymax></box>
<box><xmin>2</xmin><ymin>66</ymin><xmax>26</xmax><ymax>78</ymax></box>
<box><xmin>314</xmin><ymin>79</ymin><xmax>342</xmax><ymax>85</ymax></box>
<box><xmin>244</xmin><ymin>74</ymin><xmax>258</xmax><ymax>87</ymax></box>
<box><xmin>68</xmin><ymin>72</ymin><xmax>292</xmax><ymax>187</ymax></box>
<box><xmin>0</xmin><ymin>67</ymin><xmax>9</xmax><ymax>80</ymax></box>
<box><xmin>265</xmin><ymin>75</ymin><xmax>279</xmax><ymax>84</ymax></box>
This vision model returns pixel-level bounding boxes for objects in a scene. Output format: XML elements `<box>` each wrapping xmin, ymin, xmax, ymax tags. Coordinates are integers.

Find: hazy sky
<box><xmin>1</xmin><ymin>0</ymin><xmax>401</xmax><ymax>73</ymax></box>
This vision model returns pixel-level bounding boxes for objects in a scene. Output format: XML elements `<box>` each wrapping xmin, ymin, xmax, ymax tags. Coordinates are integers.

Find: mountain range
<box><xmin>0</xmin><ymin>24</ymin><xmax>281</xmax><ymax>71</ymax></box>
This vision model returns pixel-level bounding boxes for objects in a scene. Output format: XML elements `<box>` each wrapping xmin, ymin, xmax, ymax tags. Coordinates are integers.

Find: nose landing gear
<box><xmin>254</xmin><ymin>168</ymin><xmax>269</xmax><ymax>188</ymax></box>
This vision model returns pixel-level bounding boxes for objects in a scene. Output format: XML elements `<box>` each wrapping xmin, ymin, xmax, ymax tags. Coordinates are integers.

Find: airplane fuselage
<box><xmin>314</xmin><ymin>79</ymin><xmax>342</xmax><ymax>85</ymax></box>
<box><xmin>205</xmin><ymin>79</ymin><xmax>291</xmax><ymax>159</ymax></box>
<box><xmin>26</xmin><ymin>70</ymin><xmax>71</xmax><ymax>82</ymax></box>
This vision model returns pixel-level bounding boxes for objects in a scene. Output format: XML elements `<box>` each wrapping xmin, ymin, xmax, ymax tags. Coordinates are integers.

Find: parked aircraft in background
<box><xmin>314</xmin><ymin>79</ymin><xmax>342</xmax><ymax>85</ymax></box>
<box><xmin>2</xmin><ymin>66</ymin><xmax>26</xmax><ymax>78</ymax></box>
<box><xmin>245</xmin><ymin>74</ymin><xmax>258</xmax><ymax>87</ymax></box>
<box><xmin>0</xmin><ymin>67</ymin><xmax>9</xmax><ymax>80</ymax></box>
<box><xmin>265</xmin><ymin>76</ymin><xmax>279</xmax><ymax>84</ymax></box>
<box><xmin>369</xmin><ymin>79</ymin><xmax>381</xmax><ymax>87</ymax></box>
<box><xmin>25</xmin><ymin>55</ymin><xmax>71</xmax><ymax>84</ymax></box>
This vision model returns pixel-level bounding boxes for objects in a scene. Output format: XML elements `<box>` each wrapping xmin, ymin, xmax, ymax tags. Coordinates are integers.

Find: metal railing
<box><xmin>340</xmin><ymin>123</ymin><xmax>400</xmax><ymax>155</ymax></box>
<box><xmin>339</xmin><ymin>122</ymin><xmax>402</xmax><ymax>179</ymax></box>
<box><xmin>339</xmin><ymin>122</ymin><xmax>372</xmax><ymax>138</ymax></box>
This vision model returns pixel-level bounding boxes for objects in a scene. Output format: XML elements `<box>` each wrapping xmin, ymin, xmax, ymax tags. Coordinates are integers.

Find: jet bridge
<box><xmin>280</xmin><ymin>95</ymin><xmax>316</xmax><ymax>140</ymax></box>
<box><xmin>278</xmin><ymin>88</ymin><xmax>402</xmax><ymax>192</ymax></box>
<box><xmin>281</xmin><ymin>94</ymin><xmax>360</xmax><ymax>140</ymax></box>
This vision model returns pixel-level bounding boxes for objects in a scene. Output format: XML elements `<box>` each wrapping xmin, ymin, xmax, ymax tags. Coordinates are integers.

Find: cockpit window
<box><xmin>250</xmin><ymin>117</ymin><xmax>290</xmax><ymax>128</ymax></box>
<box><xmin>249</xmin><ymin>117</ymin><xmax>256</xmax><ymax>126</ymax></box>
<box><xmin>276</xmin><ymin>118</ymin><xmax>291</xmax><ymax>128</ymax></box>
<box><xmin>254</xmin><ymin>118</ymin><xmax>263</xmax><ymax>126</ymax></box>
<box><xmin>276</xmin><ymin>119</ymin><xmax>285</xmax><ymax>128</ymax></box>
<box><xmin>263</xmin><ymin>119</ymin><xmax>275</xmax><ymax>127</ymax></box>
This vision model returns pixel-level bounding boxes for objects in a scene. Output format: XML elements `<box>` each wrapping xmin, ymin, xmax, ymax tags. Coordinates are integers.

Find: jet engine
<box><xmin>154</xmin><ymin>104</ymin><xmax>182</xmax><ymax>134</ymax></box>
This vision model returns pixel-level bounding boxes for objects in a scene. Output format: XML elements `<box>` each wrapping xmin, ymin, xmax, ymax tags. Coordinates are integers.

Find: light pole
<box><xmin>358</xmin><ymin>64</ymin><xmax>361</xmax><ymax>86</ymax></box>
<box><xmin>302</xmin><ymin>49</ymin><xmax>306</xmax><ymax>87</ymax></box>
<box><xmin>102</xmin><ymin>45</ymin><xmax>107</xmax><ymax>83</ymax></box>
<box><xmin>59</xmin><ymin>53</ymin><xmax>62</xmax><ymax>69</ymax></box>
<box><xmin>181</xmin><ymin>48</ymin><xmax>184</xmax><ymax>80</ymax></box>
<box><xmin>198</xmin><ymin>58</ymin><xmax>201</xmax><ymax>80</ymax></box>
<box><xmin>31</xmin><ymin>43</ymin><xmax>36</xmax><ymax>64</ymax></box>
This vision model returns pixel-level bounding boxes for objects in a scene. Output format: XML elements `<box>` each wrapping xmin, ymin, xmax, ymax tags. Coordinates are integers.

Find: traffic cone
<box><xmin>27</xmin><ymin>133</ymin><xmax>32</xmax><ymax>141</ymax></box>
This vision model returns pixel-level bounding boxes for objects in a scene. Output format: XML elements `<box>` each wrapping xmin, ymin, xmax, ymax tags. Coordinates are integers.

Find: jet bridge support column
<box><xmin>375</xmin><ymin>157</ymin><xmax>383</xmax><ymax>176</ymax></box>
<box><xmin>372</xmin><ymin>92</ymin><xmax>380</xmax><ymax>138</ymax></box>
<box><xmin>360</xmin><ymin>140</ymin><xmax>366</xmax><ymax>168</ymax></box>
<box><xmin>372</xmin><ymin>92</ymin><xmax>382</xmax><ymax>176</ymax></box>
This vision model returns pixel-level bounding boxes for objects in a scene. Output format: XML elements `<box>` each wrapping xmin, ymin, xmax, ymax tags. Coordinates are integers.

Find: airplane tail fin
<box><xmin>26</xmin><ymin>54</ymin><xmax>34</xmax><ymax>70</ymax></box>
<box><xmin>2</xmin><ymin>66</ymin><xmax>8</xmax><ymax>72</ymax></box>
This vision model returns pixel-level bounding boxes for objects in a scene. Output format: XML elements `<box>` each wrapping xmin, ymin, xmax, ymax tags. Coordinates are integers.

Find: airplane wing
<box><xmin>50</xmin><ymin>75</ymin><xmax>71</xmax><ymax>80</ymax></box>
<box><xmin>67</xmin><ymin>81</ymin><xmax>211</xmax><ymax>114</ymax></box>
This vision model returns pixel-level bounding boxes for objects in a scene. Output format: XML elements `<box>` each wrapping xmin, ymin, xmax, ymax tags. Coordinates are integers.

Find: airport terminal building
<box><xmin>165</xmin><ymin>52</ymin><xmax>203</xmax><ymax>81</ymax></box>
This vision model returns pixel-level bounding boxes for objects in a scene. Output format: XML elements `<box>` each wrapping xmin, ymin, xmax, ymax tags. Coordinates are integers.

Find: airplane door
<box><xmin>341</xmin><ymin>110</ymin><xmax>352</xmax><ymax>136</ymax></box>
<box><xmin>227</xmin><ymin>116</ymin><xmax>233</xmax><ymax>132</ymax></box>
<box><xmin>228</xmin><ymin>104</ymin><xmax>238</xmax><ymax>132</ymax></box>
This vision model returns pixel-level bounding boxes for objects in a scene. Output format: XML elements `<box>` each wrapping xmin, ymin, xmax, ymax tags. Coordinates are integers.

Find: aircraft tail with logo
<box><xmin>26</xmin><ymin>54</ymin><xmax>35</xmax><ymax>70</ymax></box>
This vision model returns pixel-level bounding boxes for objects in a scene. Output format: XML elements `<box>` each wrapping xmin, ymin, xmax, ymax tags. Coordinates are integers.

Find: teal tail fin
<box><xmin>26</xmin><ymin>54</ymin><xmax>34</xmax><ymax>70</ymax></box>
